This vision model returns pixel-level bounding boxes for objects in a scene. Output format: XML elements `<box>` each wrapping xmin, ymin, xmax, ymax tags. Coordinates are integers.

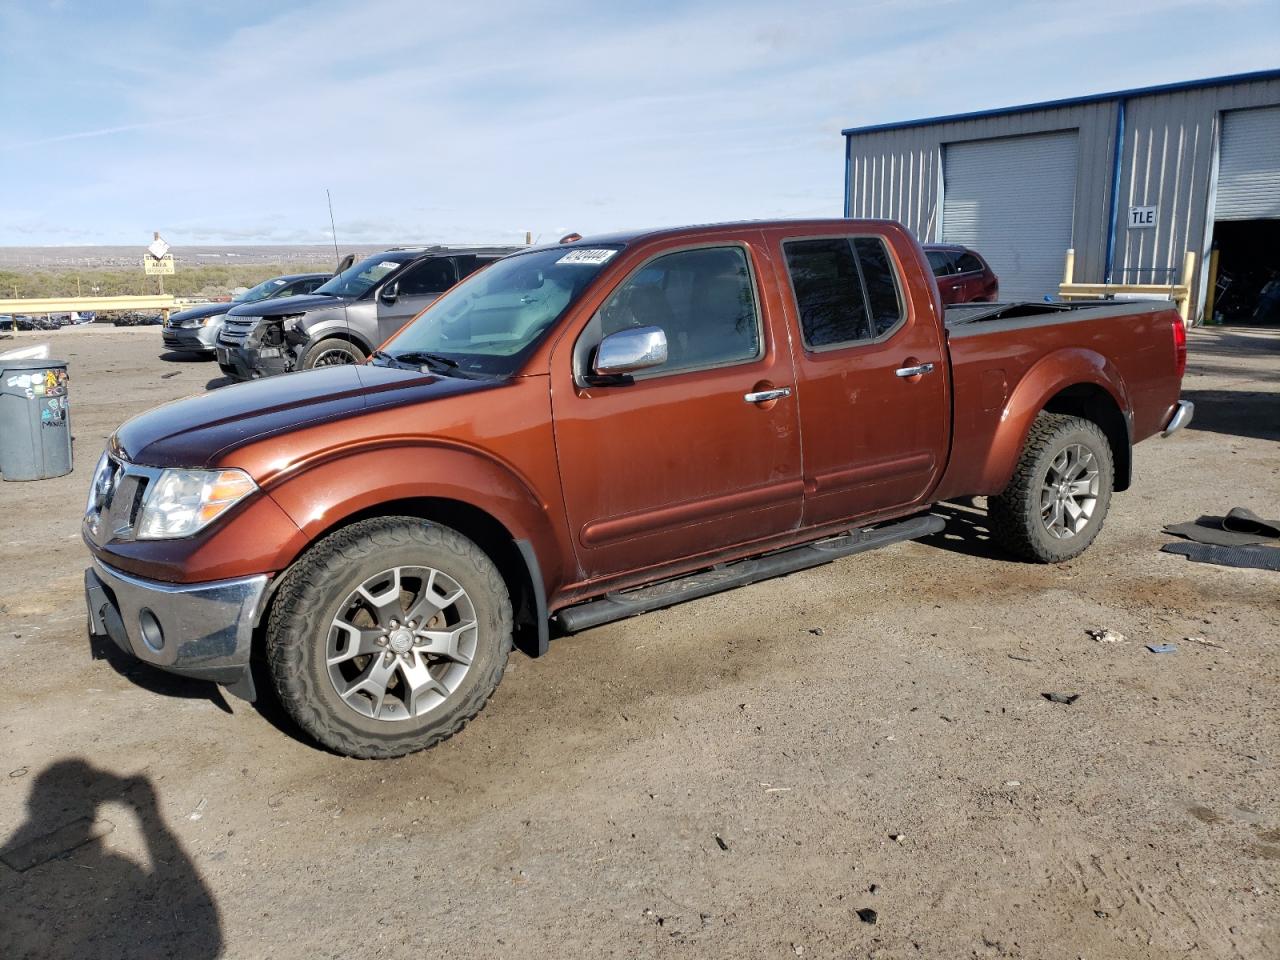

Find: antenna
<box><xmin>325</xmin><ymin>189</ymin><xmax>341</xmax><ymax>271</ymax></box>
<box><xmin>325</xmin><ymin>188</ymin><xmax>356</xmax><ymax>367</ymax></box>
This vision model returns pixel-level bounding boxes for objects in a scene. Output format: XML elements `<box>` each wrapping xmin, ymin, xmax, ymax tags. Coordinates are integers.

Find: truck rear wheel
<box><xmin>301</xmin><ymin>337</ymin><xmax>366</xmax><ymax>369</ymax></box>
<box><xmin>989</xmin><ymin>413</ymin><xmax>1114</xmax><ymax>563</ymax></box>
<box><xmin>266</xmin><ymin>517</ymin><xmax>512</xmax><ymax>759</ymax></box>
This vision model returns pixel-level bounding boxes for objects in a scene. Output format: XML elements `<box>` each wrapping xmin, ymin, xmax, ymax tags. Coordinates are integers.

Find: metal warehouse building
<box><xmin>842</xmin><ymin>68</ymin><xmax>1280</xmax><ymax>321</ymax></box>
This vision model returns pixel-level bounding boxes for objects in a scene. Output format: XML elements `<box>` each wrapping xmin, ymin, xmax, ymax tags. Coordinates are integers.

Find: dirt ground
<box><xmin>0</xmin><ymin>324</ymin><xmax>1277</xmax><ymax>960</ymax></box>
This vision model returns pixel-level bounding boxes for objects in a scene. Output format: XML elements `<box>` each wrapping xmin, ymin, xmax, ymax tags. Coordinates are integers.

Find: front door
<box><xmin>375</xmin><ymin>258</ymin><xmax>457</xmax><ymax>343</ymax></box>
<box><xmin>774</xmin><ymin>230</ymin><xmax>949</xmax><ymax>527</ymax></box>
<box><xmin>550</xmin><ymin>239</ymin><xmax>802</xmax><ymax>582</ymax></box>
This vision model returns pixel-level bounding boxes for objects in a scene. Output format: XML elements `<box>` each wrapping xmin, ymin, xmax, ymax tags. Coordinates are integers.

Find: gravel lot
<box><xmin>1</xmin><ymin>324</ymin><xmax>1277</xmax><ymax>959</ymax></box>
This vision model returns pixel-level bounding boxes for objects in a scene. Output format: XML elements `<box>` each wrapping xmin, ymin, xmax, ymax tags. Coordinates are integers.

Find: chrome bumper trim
<box><xmin>1161</xmin><ymin>399</ymin><xmax>1195</xmax><ymax>438</ymax></box>
<box><xmin>85</xmin><ymin>560</ymin><xmax>268</xmax><ymax>685</ymax></box>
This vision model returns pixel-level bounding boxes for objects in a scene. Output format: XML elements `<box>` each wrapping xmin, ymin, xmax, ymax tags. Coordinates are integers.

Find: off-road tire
<box><xmin>989</xmin><ymin>413</ymin><xmax>1114</xmax><ymax>563</ymax></box>
<box><xmin>266</xmin><ymin>517</ymin><xmax>512</xmax><ymax>759</ymax></box>
<box><xmin>301</xmin><ymin>337</ymin><xmax>366</xmax><ymax>370</ymax></box>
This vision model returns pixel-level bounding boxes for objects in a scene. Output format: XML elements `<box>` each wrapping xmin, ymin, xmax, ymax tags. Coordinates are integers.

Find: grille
<box><xmin>84</xmin><ymin>455</ymin><xmax>159</xmax><ymax>544</ymax></box>
<box><xmin>219</xmin><ymin>316</ymin><xmax>259</xmax><ymax>344</ymax></box>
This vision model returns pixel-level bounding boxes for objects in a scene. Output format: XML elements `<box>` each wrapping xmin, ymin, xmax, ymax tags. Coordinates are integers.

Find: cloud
<box><xmin>0</xmin><ymin>0</ymin><xmax>1277</xmax><ymax>244</ymax></box>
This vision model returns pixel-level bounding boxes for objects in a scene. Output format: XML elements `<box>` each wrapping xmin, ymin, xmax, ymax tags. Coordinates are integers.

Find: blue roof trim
<box><xmin>841</xmin><ymin>67</ymin><xmax>1280</xmax><ymax>137</ymax></box>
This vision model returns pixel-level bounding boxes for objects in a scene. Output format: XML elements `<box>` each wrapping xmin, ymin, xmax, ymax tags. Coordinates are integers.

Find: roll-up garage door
<box><xmin>1215</xmin><ymin>106</ymin><xmax>1280</xmax><ymax>220</ymax></box>
<box><xmin>942</xmin><ymin>131</ymin><xmax>1078</xmax><ymax>301</ymax></box>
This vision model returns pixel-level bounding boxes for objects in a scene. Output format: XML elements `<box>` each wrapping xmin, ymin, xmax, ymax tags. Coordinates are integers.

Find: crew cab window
<box><xmin>397</xmin><ymin>259</ymin><xmax>456</xmax><ymax>297</ymax></box>
<box><xmin>783</xmin><ymin>236</ymin><xmax>904</xmax><ymax>349</ymax></box>
<box><xmin>597</xmin><ymin>246</ymin><xmax>760</xmax><ymax>375</ymax></box>
<box><xmin>926</xmin><ymin>250</ymin><xmax>955</xmax><ymax>276</ymax></box>
<box><xmin>956</xmin><ymin>252</ymin><xmax>984</xmax><ymax>274</ymax></box>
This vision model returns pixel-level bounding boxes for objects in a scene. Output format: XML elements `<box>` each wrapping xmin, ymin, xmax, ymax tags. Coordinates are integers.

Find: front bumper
<box><xmin>1161</xmin><ymin>399</ymin><xmax>1195</xmax><ymax>438</ymax></box>
<box><xmin>162</xmin><ymin>325</ymin><xmax>217</xmax><ymax>353</ymax></box>
<box><xmin>85</xmin><ymin>559</ymin><xmax>268</xmax><ymax>692</ymax></box>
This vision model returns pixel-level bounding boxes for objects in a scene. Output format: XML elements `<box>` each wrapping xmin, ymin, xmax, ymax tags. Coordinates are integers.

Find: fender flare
<box><xmin>257</xmin><ymin>441</ymin><xmax>569</xmax><ymax>656</ymax></box>
<box><xmin>984</xmin><ymin>347</ymin><xmax>1132</xmax><ymax>494</ymax></box>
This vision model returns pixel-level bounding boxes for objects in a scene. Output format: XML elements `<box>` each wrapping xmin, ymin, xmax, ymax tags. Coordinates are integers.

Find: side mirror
<box><xmin>379</xmin><ymin>282</ymin><xmax>399</xmax><ymax>305</ymax></box>
<box><xmin>593</xmin><ymin>326</ymin><xmax>667</xmax><ymax>378</ymax></box>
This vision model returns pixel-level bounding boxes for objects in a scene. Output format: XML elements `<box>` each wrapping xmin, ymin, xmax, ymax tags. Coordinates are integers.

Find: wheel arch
<box><xmin>986</xmin><ymin>348</ymin><xmax>1133</xmax><ymax>495</ymax></box>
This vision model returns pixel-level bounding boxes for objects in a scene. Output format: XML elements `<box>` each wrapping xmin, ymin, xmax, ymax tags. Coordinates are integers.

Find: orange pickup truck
<box><xmin>84</xmin><ymin>219</ymin><xmax>1192</xmax><ymax>758</ymax></box>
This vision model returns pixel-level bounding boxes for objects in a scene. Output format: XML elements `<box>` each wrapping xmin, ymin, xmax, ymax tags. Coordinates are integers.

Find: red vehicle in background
<box><xmin>924</xmin><ymin>244</ymin><xmax>999</xmax><ymax>304</ymax></box>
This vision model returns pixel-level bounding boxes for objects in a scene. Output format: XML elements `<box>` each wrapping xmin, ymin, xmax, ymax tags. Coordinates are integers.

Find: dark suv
<box><xmin>923</xmin><ymin>244</ymin><xmax>999</xmax><ymax>304</ymax></box>
<box><xmin>216</xmin><ymin>247</ymin><xmax>517</xmax><ymax>380</ymax></box>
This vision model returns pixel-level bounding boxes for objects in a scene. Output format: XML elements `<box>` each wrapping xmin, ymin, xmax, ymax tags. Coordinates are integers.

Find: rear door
<box><xmin>776</xmin><ymin>230</ymin><xmax>949</xmax><ymax>527</ymax></box>
<box><xmin>376</xmin><ymin>258</ymin><xmax>457</xmax><ymax>342</ymax></box>
<box><xmin>550</xmin><ymin>237</ymin><xmax>802</xmax><ymax>580</ymax></box>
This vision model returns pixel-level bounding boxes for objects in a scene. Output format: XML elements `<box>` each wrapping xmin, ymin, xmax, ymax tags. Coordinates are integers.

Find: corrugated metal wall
<box><xmin>846</xmin><ymin>103</ymin><xmax>1116</xmax><ymax>281</ymax></box>
<box><xmin>845</xmin><ymin>75</ymin><xmax>1280</xmax><ymax>320</ymax></box>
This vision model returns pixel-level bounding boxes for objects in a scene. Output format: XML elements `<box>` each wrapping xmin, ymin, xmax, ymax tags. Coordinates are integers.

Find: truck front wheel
<box><xmin>989</xmin><ymin>413</ymin><xmax>1114</xmax><ymax>563</ymax></box>
<box><xmin>266</xmin><ymin>517</ymin><xmax>512</xmax><ymax>759</ymax></box>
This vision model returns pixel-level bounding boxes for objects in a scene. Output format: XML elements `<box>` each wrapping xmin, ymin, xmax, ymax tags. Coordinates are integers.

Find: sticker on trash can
<box><xmin>41</xmin><ymin>397</ymin><xmax>66</xmax><ymax>426</ymax></box>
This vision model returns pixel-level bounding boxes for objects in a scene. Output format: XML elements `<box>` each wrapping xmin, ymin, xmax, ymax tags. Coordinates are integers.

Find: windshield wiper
<box><xmin>393</xmin><ymin>350</ymin><xmax>459</xmax><ymax>370</ymax></box>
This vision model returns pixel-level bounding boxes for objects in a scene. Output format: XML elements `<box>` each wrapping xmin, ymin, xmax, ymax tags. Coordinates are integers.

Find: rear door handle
<box><xmin>744</xmin><ymin>387</ymin><xmax>791</xmax><ymax>403</ymax></box>
<box><xmin>895</xmin><ymin>363</ymin><xmax>935</xmax><ymax>378</ymax></box>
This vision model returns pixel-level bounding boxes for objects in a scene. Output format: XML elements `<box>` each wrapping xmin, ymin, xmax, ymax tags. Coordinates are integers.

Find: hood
<box><xmin>226</xmin><ymin>293</ymin><xmax>348</xmax><ymax>319</ymax></box>
<box><xmin>113</xmin><ymin>364</ymin><xmax>496</xmax><ymax>473</ymax></box>
<box><xmin>171</xmin><ymin>302</ymin><xmax>234</xmax><ymax>323</ymax></box>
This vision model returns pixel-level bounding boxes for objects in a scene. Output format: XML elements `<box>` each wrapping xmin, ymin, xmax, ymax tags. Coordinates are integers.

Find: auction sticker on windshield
<box><xmin>556</xmin><ymin>249</ymin><xmax>617</xmax><ymax>266</ymax></box>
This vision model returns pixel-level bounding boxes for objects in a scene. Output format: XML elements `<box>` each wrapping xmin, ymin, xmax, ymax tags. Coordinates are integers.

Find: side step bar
<box><xmin>554</xmin><ymin>512</ymin><xmax>944</xmax><ymax>634</ymax></box>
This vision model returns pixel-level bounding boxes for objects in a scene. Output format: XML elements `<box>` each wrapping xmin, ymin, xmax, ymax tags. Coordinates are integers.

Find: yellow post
<box><xmin>1203</xmin><ymin>246</ymin><xmax>1220</xmax><ymax>325</ymax></box>
<box><xmin>1177</xmin><ymin>250</ymin><xmax>1196</xmax><ymax>326</ymax></box>
<box><xmin>1063</xmin><ymin>248</ymin><xmax>1076</xmax><ymax>285</ymax></box>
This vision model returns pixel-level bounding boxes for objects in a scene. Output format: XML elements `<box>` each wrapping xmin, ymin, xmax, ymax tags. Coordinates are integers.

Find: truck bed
<box><xmin>934</xmin><ymin>298</ymin><xmax>1183</xmax><ymax>501</ymax></box>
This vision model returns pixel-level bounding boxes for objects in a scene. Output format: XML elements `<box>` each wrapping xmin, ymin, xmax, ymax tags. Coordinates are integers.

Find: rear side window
<box><xmin>783</xmin><ymin>236</ymin><xmax>904</xmax><ymax>348</ymax></box>
<box><xmin>926</xmin><ymin>250</ymin><xmax>955</xmax><ymax>277</ymax></box>
<box><xmin>397</xmin><ymin>259</ymin><xmax>456</xmax><ymax>297</ymax></box>
<box><xmin>956</xmin><ymin>252</ymin><xmax>984</xmax><ymax>274</ymax></box>
<box><xmin>598</xmin><ymin>246</ymin><xmax>761</xmax><ymax>375</ymax></box>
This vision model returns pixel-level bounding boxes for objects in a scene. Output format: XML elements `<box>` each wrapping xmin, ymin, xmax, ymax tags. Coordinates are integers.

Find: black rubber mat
<box><xmin>1161</xmin><ymin>541</ymin><xmax>1280</xmax><ymax>571</ymax></box>
<box><xmin>1164</xmin><ymin>508</ymin><xmax>1280</xmax><ymax>546</ymax></box>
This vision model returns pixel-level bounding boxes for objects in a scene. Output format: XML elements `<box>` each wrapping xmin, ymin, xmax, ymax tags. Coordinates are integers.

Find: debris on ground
<box><xmin>808</xmin><ymin>627</ymin><xmax>824</xmax><ymax>636</ymax></box>
<box><xmin>714</xmin><ymin>834</ymin><xmax>729</xmax><ymax>851</ymax></box>
<box><xmin>1146</xmin><ymin>643</ymin><xmax>1178</xmax><ymax>654</ymax></box>
<box><xmin>189</xmin><ymin>797</ymin><xmax>208</xmax><ymax>821</ymax></box>
<box><xmin>161</xmin><ymin>370</ymin><xmax>180</xmax><ymax>379</ymax></box>
<box><xmin>1008</xmin><ymin>653</ymin><xmax>1033</xmax><ymax>662</ymax></box>
<box><xmin>889</xmin><ymin>833</ymin><xmax>906</xmax><ymax>843</ymax></box>
<box><xmin>1087</xmin><ymin>628</ymin><xmax>1127</xmax><ymax>644</ymax></box>
<box><xmin>856</xmin><ymin>908</ymin><xmax>878</xmax><ymax>925</ymax></box>
<box><xmin>1185</xmin><ymin>636</ymin><xmax>1227</xmax><ymax>650</ymax></box>
<box><xmin>1043</xmin><ymin>692</ymin><xmax>1081</xmax><ymax>705</ymax></box>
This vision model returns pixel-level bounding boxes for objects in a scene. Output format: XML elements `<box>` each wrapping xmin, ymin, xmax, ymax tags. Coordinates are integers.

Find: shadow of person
<box><xmin>0</xmin><ymin>760</ymin><xmax>223</xmax><ymax>960</ymax></box>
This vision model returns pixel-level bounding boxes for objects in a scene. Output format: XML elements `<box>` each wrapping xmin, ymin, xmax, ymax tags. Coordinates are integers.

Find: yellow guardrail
<box><xmin>1058</xmin><ymin>250</ymin><xmax>1195</xmax><ymax>325</ymax></box>
<box><xmin>0</xmin><ymin>295</ymin><xmax>176</xmax><ymax>318</ymax></box>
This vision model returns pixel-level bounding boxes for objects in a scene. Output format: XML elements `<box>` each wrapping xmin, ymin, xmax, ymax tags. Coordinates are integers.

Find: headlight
<box><xmin>136</xmin><ymin>468</ymin><xmax>257</xmax><ymax>539</ymax></box>
<box><xmin>279</xmin><ymin>313</ymin><xmax>306</xmax><ymax>332</ymax></box>
<box><xmin>183</xmin><ymin>313</ymin><xmax>225</xmax><ymax>328</ymax></box>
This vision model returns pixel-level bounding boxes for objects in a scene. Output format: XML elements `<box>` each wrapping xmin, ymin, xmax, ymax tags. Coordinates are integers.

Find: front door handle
<box><xmin>895</xmin><ymin>362</ymin><xmax>935</xmax><ymax>378</ymax></box>
<box><xmin>744</xmin><ymin>387</ymin><xmax>792</xmax><ymax>403</ymax></box>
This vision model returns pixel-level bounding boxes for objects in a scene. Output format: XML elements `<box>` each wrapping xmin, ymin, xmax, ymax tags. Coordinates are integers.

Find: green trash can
<box><xmin>0</xmin><ymin>358</ymin><xmax>72</xmax><ymax>481</ymax></box>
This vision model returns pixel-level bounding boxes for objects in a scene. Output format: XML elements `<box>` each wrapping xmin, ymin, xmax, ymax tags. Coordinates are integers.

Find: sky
<box><xmin>1</xmin><ymin>0</ymin><xmax>1277</xmax><ymax>247</ymax></box>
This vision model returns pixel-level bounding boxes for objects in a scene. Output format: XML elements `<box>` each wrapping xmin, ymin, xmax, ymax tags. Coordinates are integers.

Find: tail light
<box><xmin>1172</xmin><ymin>316</ymin><xmax>1187</xmax><ymax>380</ymax></box>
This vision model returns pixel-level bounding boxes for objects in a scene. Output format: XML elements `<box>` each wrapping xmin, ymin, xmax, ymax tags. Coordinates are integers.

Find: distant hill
<box><xmin>0</xmin><ymin>243</ymin><xmax>489</xmax><ymax>270</ymax></box>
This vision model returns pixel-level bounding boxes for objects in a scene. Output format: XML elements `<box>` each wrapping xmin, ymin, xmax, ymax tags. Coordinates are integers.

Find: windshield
<box><xmin>314</xmin><ymin>253</ymin><xmax>411</xmax><ymax>298</ymax></box>
<box><xmin>234</xmin><ymin>276</ymin><xmax>292</xmax><ymax>302</ymax></box>
<box><xmin>382</xmin><ymin>246</ymin><xmax>620</xmax><ymax>376</ymax></box>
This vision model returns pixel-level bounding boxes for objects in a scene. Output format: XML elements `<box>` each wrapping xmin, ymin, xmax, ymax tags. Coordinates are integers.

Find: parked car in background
<box><xmin>216</xmin><ymin>247</ymin><xmax>517</xmax><ymax>380</ymax></box>
<box><xmin>924</xmin><ymin>244</ymin><xmax>999</xmax><ymax>304</ymax></box>
<box><xmin>85</xmin><ymin>219</ymin><xmax>1192</xmax><ymax>758</ymax></box>
<box><xmin>162</xmin><ymin>272</ymin><xmax>331</xmax><ymax>356</ymax></box>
